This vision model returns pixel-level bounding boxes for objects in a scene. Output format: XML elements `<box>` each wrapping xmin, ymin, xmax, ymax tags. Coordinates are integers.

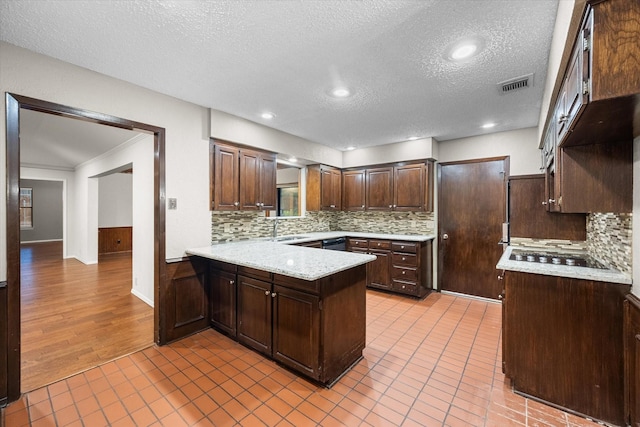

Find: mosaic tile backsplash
<box><xmin>211</xmin><ymin>210</ymin><xmax>435</xmax><ymax>242</ymax></box>
<box><xmin>511</xmin><ymin>212</ymin><xmax>632</xmax><ymax>275</ymax></box>
<box><xmin>586</xmin><ymin>212</ymin><xmax>632</xmax><ymax>274</ymax></box>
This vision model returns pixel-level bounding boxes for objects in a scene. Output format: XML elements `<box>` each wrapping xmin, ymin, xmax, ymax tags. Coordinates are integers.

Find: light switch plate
<box><xmin>168</xmin><ymin>198</ymin><xmax>177</xmax><ymax>210</ymax></box>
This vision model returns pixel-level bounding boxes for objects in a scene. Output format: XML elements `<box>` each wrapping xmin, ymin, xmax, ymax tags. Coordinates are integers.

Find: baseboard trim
<box><xmin>131</xmin><ymin>288</ymin><xmax>154</xmax><ymax>308</ymax></box>
<box><xmin>441</xmin><ymin>290</ymin><xmax>500</xmax><ymax>304</ymax></box>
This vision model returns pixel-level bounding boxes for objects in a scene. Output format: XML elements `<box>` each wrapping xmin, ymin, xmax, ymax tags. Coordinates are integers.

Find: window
<box><xmin>277</xmin><ymin>186</ymin><xmax>299</xmax><ymax>217</ymax></box>
<box><xmin>20</xmin><ymin>187</ymin><xmax>33</xmax><ymax>228</ymax></box>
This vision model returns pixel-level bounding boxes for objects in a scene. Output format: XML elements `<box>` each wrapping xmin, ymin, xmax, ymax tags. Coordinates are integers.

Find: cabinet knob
<box><xmin>330</xmin><ymin>204</ymin><xmax>335</xmax><ymax>208</ymax></box>
<box><xmin>497</xmin><ymin>275</ymin><xmax>504</xmax><ymax>281</ymax></box>
<box><xmin>402</xmin><ymin>285</ymin><xmax>406</xmax><ymax>289</ymax></box>
<box><xmin>230</xmin><ymin>280</ymin><xmax>235</xmax><ymax>285</ymax></box>
<box><xmin>271</xmin><ymin>292</ymin><xmax>276</xmax><ymax>298</ymax></box>
<box><xmin>389</xmin><ymin>205</ymin><xmax>393</xmax><ymax>208</ymax></box>
<box><xmin>402</xmin><ymin>257</ymin><xmax>406</xmax><ymax>261</ymax></box>
<box><xmin>498</xmin><ymin>293</ymin><xmax>504</xmax><ymax>300</ymax></box>
<box><xmin>393</xmin><ymin>205</ymin><xmax>397</xmax><ymax>208</ymax></box>
<box><xmin>442</xmin><ymin>233</ymin><xmax>449</xmax><ymax>240</ymax></box>
<box><xmin>234</xmin><ymin>202</ymin><xmax>239</xmax><ymax>206</ymax></box>
<box><xmin>256</xmin><ymin>203</ymin><xmax>261</xmax><ymax>207</ymax></box>
<box><xmin>377</xmin><ymin>243</ymin><xmax>381</xmax><ymax>246</ymax></box>
<box><xmin>548</xmin><ymin>199</ymin><xmax>556</xmax><ymax>204</ymax></box>
<box><xmin>361</xmin><ymin>205</ymin><xmax>365</xmax><ymax>208</ymax></box>
<box><xmin>265</xmin><ymin>290</ymin><xmax>270</xmax><ymax>296</ymax></box>
<box><xmin>541</xmin><ymin>201</ymin><xmax>548</xmax><ymax>205</ymax></box>
<box><xmin>402</xmin><ymin>271</ymin><xmax>406</xmax><ymax>275</ymax></box>
<box><xmin>260</xmin><ymin>202</ymin><xmax>264</xmax><ymax>207</ymax></box>
<box><xmin>400</xmin><ymin>245</ymin><xmax>404</xmax><ymax>249</ymax></box>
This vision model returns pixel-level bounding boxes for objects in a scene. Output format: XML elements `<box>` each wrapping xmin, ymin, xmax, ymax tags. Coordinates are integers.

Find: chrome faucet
<box><xmin>272</xmin><ymin>217</ymin><xmax>279</xmax><ymax>240</ymax></box>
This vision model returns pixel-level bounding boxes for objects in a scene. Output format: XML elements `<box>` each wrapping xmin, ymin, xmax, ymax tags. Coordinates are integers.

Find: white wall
<box><xmin>75</xmin><ymin>134</ymin><xmax>155</xmax><ymax>305</ymax></box>
<box><xmin>0</xmin><ymin>41</ymin><xmax>212</xmax><ymax>282</ymax></box>
<box><xmin>437</xmin><ymin>127</ymin><xmax>541</xmax><ymax>176</ymax></box>
<box><xmin>211</xmin><ymin>109</ymin><xmax>343</xmax><ymax>167</ymax></box>
<box><xmin>342</xmin><ymin>137</ymin><xmax>436</xmax><ymax>168</ymax></box>
<box><xmin>98</xmin><ymin>173</ymin><xmax>133</xmax><ymax>228</ymax></box>
<box><xmin>20</xmin><ymin>167</ymin><xmax>75</xmax><ymax>259</ymax></box>
<box><xmin>537</xmin><ymin>0</ymin><xmax>576</xmax><ymax>143</ymax></box>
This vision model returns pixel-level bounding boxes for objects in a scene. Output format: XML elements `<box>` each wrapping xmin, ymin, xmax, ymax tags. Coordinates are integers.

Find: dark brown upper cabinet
<box><xmin>540</xmin><ymin>0</ymin><xmax>638</xmax><ymax>214</ymax></box>
<box><xmin>342</xmin><ymin>169</ymin><xmax>366</xmax><ymax>211</ymax></box>
<box><xmin>306</xmin><ymin>164</ymin><xmax>341</xmax><ymax>211</ymax></box>
<box><xmin>210</xmin><ymin>139</ymin><xmax>276</xmax><ymax>211</ymax></box>
<box><xmin>365</xmin><ymin>167</ymin><xmax>394</xmax><ymax>211</ymax></box>
<box><xmin>364</xmin><ymin>162</ymin><xmax>432</xmax><ymax>212</ymax></box>
<box><xmin>509</xmin><ymin>174</ymin><xmax>585</xmax><ymax>240</ymax></box>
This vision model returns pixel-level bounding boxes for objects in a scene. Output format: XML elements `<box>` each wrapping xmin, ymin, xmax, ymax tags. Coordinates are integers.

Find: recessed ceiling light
<box><xmin>446</xmin><ymin>37</ymin><xmax>484</xmax><ymax>62</ymax></box>
<box><xmin>288</xmin><ymin>157</ymin><xmax>297</xmax><ymax>162</ymax></box>
<box><xmin>481</xmin><ymin>123</ymin><xmax>496</xmax><ymax>129</ymax></box>
<box><xmin>331</xmin><ymin>87</ymin><xmax>351</xmax><ymax>98</ymax></box>
<box><xmin>346</xmin><ymin>146</ymin><xmax>356</xmax><ymax>151</ymax></box>
<box><xmin>408</xmin><ymin>136</ymin><xmax>419</xmax><ymax>141</ymax></box>
<box><xmin>261</xmin><ymin>112</ymin><xmax>275</xmax><ymax>119</ymax></box>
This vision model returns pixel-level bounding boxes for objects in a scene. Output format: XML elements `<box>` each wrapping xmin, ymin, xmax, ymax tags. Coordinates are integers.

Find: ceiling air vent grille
<box><xmin>498</xmin><ymin>73</ymin><xmax>534</xmax><ymax>94</ymax></box>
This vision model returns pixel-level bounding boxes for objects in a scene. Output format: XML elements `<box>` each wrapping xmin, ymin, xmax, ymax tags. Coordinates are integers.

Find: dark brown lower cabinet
<box><xmin>368</xmin><ymin>248</ymin><xmax>392</xmax><ymax>291</ymax></box>
<box><xmin>209</xmin><ymin>261</ymin><xmax>237</xmax><ymax>338</ymax></box>
<box><xmin>164</xmin><ymin>258</ymin><xmax>209</xmax><ymax>343</ymax></box>
<box><xmin>624</xmin><ymin>294</ymin><xmax>640</xmax><ymax>427</ymax></box>
<box><xmin>502</xmin><ymin>270</ymin><xmax>629</xmax><ymax>425</ymax></box>
<box><xmin>208</xmin><ymin>261</ymin><xmax>366</xmax><ymax>385</ymax></box>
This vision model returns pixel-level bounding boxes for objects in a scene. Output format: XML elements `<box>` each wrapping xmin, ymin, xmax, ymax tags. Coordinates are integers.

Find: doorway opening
<box><xmin>5</xmin><ymin>93</ymin><xmax>166</xmax><ymax>402</ymax></box>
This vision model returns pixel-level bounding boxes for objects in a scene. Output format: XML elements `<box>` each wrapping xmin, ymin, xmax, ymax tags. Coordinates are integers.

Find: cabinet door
<box><xmin>343</xmin><ymin>169</ymin><xmax>366</xmax><ymax>211</ymax></box>
<box><xmin>366</xmin><ymin>167</ymin><xmax>393</xmax><ymax>211</ymax></box>
<box><xmin>562</xmin><ymin>40</ymin><xmax>586</xmax><ymax>142</ymax></box>
<box><xmin>272</xmin><ymin>285</ymin><xmax>320</xmax><ymax>379</ymax></box>
<box><xmin>259</xmin><ymin>153</ymin><xmax>277</xmax><ymax>210</ymax></box>
<box><xmin>320</xmin><ymin>168</ymin><xmax>341</xmax><ymax>210</ymax></box>
<box><xmin>237</xmin><ymin>275</ymin><xmax>272</xmax><ymax>356</ymax></box>
<box><xmin>394</xmin><ymin>164</ymin><xmax>425</xmax><ymax>211</ymax></box>
<box><xmin>368</xmin><ymin>249</ymin><xmax>391</xmax><ymax>290</ymax></box>
<box><xmin>210</xmin><ymin>269</ymin><xmax>237</xmax><ymax>337</ymax></box>
<box><xmin>239</xmin><ymin>149</ymin><xmax>261</xmax><ymax>210</ymax></box>
<box><xmin>213</xmin><ymin>143</ymin><xmax>239</xmax><ymax>210</ymax></box>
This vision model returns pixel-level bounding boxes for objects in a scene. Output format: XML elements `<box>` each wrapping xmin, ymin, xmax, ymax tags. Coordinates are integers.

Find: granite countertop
<box><xmin>221</xmin><ymin>231</ymin><xmax>437</xmax><ymax>245</ymax></box>
<box><xmin>496</xmin><ymin>245</ymin><xmax>631</xmax><ymax>285</ymax></box>
<box><xmin>187</xmin><ymin>240</ymin><xmax>376</xmax><ymax>281</ymax></box>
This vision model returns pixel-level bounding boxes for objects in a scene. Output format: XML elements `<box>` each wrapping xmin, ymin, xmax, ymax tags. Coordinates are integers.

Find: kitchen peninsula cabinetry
<box><xmin>347</xmin><ymin>237</ymin><xmax>432</xmax><ymax>298</ymax></box>
<box><xmin>306</xmin><ymin>164</ymin><xmax>341</xmax><ymax>211</ymax></box>
<box><xmin>210</xmin><ymin>139</ymin><xmax>276</xmax><ymax>211</ymax></box>
<box><xmin>501</xmin><ymin>270</ymin><xmax>630</xmax><ymax>425</ymax></box>
<box><xmin>209</xmin><ymin>261</ymin><xmax>237</xmax><ymax>338</ymax></box>
<box><xmin>203</xmin><ymin>254</ymin><xmax>368</xmax><ymax>385</ymax></box>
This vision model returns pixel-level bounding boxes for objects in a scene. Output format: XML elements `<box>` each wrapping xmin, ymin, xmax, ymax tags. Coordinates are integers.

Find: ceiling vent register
<box><xmin>498</xmin><ymin>73</ymin><xmax>534</xmax><ymax>94</ymax></box>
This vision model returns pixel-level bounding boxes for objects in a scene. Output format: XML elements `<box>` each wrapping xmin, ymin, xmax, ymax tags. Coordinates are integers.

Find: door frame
<box><xmin>437</xmin><ymin>156</ymin><xmax>509</xmax><ymax>295</ymax></box>
<box><xmin>5</xmin><ymin>93</ymin><xmax>166</xmax><ymax>402</ymax></box>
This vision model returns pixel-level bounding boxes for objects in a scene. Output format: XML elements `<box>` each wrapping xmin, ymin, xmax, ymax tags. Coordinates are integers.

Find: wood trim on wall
<box><xmin>98</xmin><ymin>227</ymin><xmax>133</xmax><ymax>254</ymax></box>
<box><xmin>4</xmin><ymin>93</ymin><xmax>166</xmax><ymax>404</ymax></box>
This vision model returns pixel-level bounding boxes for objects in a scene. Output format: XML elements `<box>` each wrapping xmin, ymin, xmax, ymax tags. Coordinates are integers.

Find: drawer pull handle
<box><xmin>402</xmin><ymin>257</ymin><xmax>406</xmax><ymax>261</ymax></box>
<box><xmin>400</xmin><ymin>245</ymin><xmax>404</xmax><ymax>249</ymax></box>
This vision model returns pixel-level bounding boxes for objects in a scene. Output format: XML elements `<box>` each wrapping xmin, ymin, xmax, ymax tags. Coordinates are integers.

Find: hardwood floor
<box><xmin>20</xmin><ymin>241</ymin><xmax>154</xmax><ymax>393</ymax></box>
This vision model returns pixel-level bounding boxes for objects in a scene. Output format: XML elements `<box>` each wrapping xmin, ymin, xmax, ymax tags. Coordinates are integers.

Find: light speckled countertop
<box><xmin>496</xmin><ymin>245</ymin><xmax>631</xmax><ymax>285</ymax></box>
<box><xmin>187</xmin><ymin>241</ymin><xmax>376</xmax><ymax>281</ymax></box>
<box><xmin>188</xmin><ymin>231</ymin><xmax>434</xmax><ymax>281</ymax></box>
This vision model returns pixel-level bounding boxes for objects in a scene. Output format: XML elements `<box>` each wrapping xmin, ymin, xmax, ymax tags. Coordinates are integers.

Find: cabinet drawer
<box><xmin>392</xmin><ymin>253</ymin><xmax>417</xmax><ymax>267</ymax></box>
<box><xmin>210</xmin><ymin>260</ymin><xmax>237</xmax><ymax>273</ymax></box>
<box><xmin>392</xmin><ymin>280</ymin><xmax>418</xmax><ymax>295</ymax></box>
<box><xmin>348</xmin><ymin>238</ymin><xmax>368</xmax><ymax>250</ymax></box>
<box><xmin>273</xmin><ymin>274</ymin><xmax>320</xmax><ymax>294</ymax></box>
<box><xmin>238</xmin><ymin>266</ymin><xmax>272</xmax><ymax>281</ymax></box>
<box><xmin>392</xmin><ymin>266</ymin><xmax>418</xmax><ymax>282</ymax></box>
<box><xmin>391</xmin><ymin>241</ymin><xmax>418</xmax><ymax>254</ymax></box>
<box><xmin>369</xmin><ymin>240</ymin><xmax>391</xmax><ymax>250</ymax></box>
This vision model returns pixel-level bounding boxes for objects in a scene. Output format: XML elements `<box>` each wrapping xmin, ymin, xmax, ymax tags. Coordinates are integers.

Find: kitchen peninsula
<box><xmin>187</xmin><ymin>240</ymin><xmax>376</xmax><ymax>386</ymax></box>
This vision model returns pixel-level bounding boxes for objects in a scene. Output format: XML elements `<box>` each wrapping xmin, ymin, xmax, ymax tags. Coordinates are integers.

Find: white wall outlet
<box><xmin>168</xmin><ymin>198</ymin><xmax>177</xmax><ymax>210</ymax></box>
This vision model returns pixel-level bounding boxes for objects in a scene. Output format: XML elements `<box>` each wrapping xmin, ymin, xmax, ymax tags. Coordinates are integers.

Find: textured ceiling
<box><xmin>1</xmin><ymin>0</ymin><xmax>559</xmax><ymax>152</ymax></box>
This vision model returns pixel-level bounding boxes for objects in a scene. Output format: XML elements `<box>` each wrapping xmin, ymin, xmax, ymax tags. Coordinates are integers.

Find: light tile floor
<box><xmin>3</xmin><ymin>291</ymin><xmax>602</xmax><ymax>426</ymax></box>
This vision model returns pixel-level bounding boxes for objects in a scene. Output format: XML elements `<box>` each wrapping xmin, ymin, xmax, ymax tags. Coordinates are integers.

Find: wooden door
<box><xmin>209</xmin><ymin>268</ymin><xmax>237</xmax><ymax>337</ymax></box>
<box><xmin>259</xmin><ymin>153</ymin><xmax>277</xmax><ymax>210</ymax></box>
<box><xmin>237</xmin><ymin>275</ymin><xmax>272</xmax><ymax>356</ymax></box>
<box><xmin>239</xmin><ymin>149</ymin><xmax>261</xmax><ymax>210</ymax></box>
<box><xmin>213</xmin><ymin>143</ymin><xmax>239</xmax><ymax>210</ymax></box>
<box><xmin>272</xmin><ymin>285</ymin><xmax>320</xmax><ymax>379</ymax></box>
<box><xmin>394</xmin><ymin>163</ymin><xmax>425</xmax><ymax>211</ymax></box>
<box><xmin>342</xmin><ymin>170</ymin><xmax>366</xmax><ymax>211</ymax></box>
<box><xmin>438</xmin><ymin>158</ymin><xmax>507</xmax><ymax>299</ymax></box>
<box><xmin>366</xmin><ymin>167</ymin><xmax>393</xmax><ymax>211</ymax></box>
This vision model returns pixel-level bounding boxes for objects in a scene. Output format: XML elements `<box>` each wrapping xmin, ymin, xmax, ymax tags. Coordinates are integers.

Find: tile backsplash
<box><xmin>511</xmin><ymin>212</ymin><xmax>632</xmax><ymax>275</ymax></box>
<box><xmin>211</xmin><ymin>210</ymin><xmax>435</xmax><ymax>242</ymax></box>
<box><xmin>587</xmin><ymin>212</ymin><xmax>632</xmax><ymax>274</ymax></box>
